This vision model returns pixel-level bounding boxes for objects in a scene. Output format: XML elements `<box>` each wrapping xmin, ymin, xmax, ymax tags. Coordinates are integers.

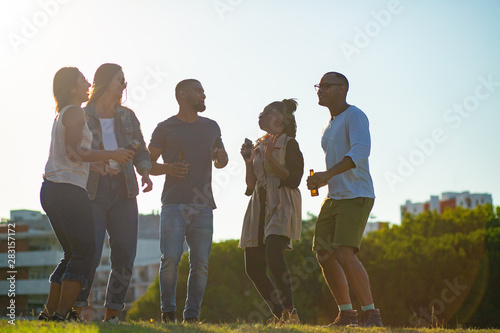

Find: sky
<box><xmin>1</xmin><ymin>0</ymin><xmax>499</xmax><ymax>241</ymax></box>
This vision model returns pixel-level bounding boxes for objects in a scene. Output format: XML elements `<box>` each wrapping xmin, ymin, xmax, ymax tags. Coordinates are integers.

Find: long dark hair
<box><xmin>53</xmin><ymin>67</ymin><xmax>80</xmax><ymax>112</ymax></box>
<box><xmin>88</xmin><ymin>63</ymin><xmax>122</xmax><ymax>105</ymax></box>
<box><xmin>266</xmin><ymin>99</ymin><xmax>298</xmax><ymax>138</ymax></box>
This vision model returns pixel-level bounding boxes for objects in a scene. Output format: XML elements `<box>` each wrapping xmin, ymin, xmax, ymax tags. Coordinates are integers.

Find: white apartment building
<box><xmin>363</xmin><ymin>221</ymin><xmax>390</xmax><ymax>236</ymax></box>
<box><xmin>0</xmin><ymin>210</ymin><xmax>161</xmax><ymax>320</ymax></box>
<box><xmin>400</xmin><ymin>191</ymin><xmax>493</xmax><ymax>221</ymax></box>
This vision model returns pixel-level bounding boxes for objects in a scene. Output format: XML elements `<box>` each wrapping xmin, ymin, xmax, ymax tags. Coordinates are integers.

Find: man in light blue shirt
<box><xmin>307</xmin><ymin>72</ymin><xmax>382</xmax><ymax>327</ymax></box>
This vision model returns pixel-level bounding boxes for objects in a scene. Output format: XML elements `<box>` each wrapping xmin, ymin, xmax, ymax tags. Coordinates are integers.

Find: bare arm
<box><xmin>148</xmin><ymin>145</ymin><xmax>188</xmax><ymax>177</ymax></box>
<box><xmin>63</xmin><ymin>106</ymin><xmax>134</xmax><ymax>163</ymax></box>
<box><xmin>213</xmin><ymin>148</ymin><xmax>229</xmax><ymax>169</ymax></box>
<box><xmin>307</xmin><ymin>156</ymin><xmax>355</xmax><ymax>190</ymax></box>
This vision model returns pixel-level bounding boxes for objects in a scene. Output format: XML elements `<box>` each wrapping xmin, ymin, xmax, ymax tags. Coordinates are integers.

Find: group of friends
<box><xmin>38</xmin><ymin>64</ymin><xmax>383</xmax><ymax>327</ymax></box>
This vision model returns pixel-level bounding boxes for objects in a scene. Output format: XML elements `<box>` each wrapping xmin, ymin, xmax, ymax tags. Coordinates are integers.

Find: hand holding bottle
<box><xmin>166</xmin><ymin>149</ymin><xmax>189</xmax><ymax>178</ymax></box>
<box><xmin>111</xmin><ymin>148</ymin><xmax>134</xmax><ymax>164</ymax></box>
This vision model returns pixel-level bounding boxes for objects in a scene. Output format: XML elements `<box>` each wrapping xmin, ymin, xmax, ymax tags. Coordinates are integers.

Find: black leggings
<box><xmin>245</xmin><ymin>235</ymin><xmax>294</xmax><ymax>317</ymax></box>
<box><xmin>244</xmin><ymin>187</ymin><xmax>294</xmax><ymax>317</ymax></box>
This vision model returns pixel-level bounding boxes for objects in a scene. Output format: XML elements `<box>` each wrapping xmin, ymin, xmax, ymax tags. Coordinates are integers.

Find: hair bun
<box><xmin>281</xmin><ymin>98</ymin><xmax>298</xmax><ymax>114</ymax></box>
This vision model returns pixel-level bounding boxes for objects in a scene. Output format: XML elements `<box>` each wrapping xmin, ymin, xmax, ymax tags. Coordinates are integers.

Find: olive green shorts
<box><xmin>313</xmin><ymin>197</ymin><xmax>374</xmax><ymax>253</ymax></box>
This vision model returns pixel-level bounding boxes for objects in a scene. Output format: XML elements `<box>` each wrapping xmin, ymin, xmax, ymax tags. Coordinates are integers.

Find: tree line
<box><xmin>127</xmin><ymin>205</ymin><xmax>500</xmax><ymax>327</ymax></box>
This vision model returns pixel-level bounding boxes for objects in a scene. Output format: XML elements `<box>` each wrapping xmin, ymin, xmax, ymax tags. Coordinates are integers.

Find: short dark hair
<box><xmin>175</xmin><ymin>79</ymin><xmax>200</xmax><ymax>102</ymax></box>
<box><xmin>324</xmin><ymin>71</ymin><xmax>349</xmax><ymax>91</ymax></box>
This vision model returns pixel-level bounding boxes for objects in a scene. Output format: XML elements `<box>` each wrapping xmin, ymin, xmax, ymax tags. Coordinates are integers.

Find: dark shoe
<box><xmin>183</xmin><ymin>317</ymin><xmax>199</xmax><ymax>324</ymax></box>
<box><xmin>326</xmin><ymin>310</ymin><xmax>358</xmax><ymax>327</ymax></box>
<box><xmin>266</xmin><ymin>315</ymin><xmax>283</xmax><ymax>325</ymax></box>
<box><xmin>357</xmin><ymin>309</ymin><xmax>383</xmax><ymax>327</ymax></box>
<box><xmin>67</xmin><ymin>310</ymin><xmax>84</xmax><ymax>322</ymax></box>
<box><xmin>50</xmin><ymin>312</ymin><xmax>66</xmax><ymax>322</ymax></box>
<box><xmin>50</xmin><ymin>310</ymin><xmax>83</xmax><ymax>322</ymax></box>
<box><xmin>281</xmin><ymin>308</ymin><xmax>300</xmax><ymax>325</ymax></box>
<box><xmin>38</xmin><ymin>311</ymin><xmax>50</xmax><ymax>321</ymax></box>
<box><xmin>162</xmin><ymin>311</ymin><xmax>177</xmax><ymax>323</ymax></box>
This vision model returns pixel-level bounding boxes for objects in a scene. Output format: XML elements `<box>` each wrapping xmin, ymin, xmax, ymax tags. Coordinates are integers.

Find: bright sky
<box><xmin>1</xmin><ymin>0</ymin><xmax>499</xmax><ymax>241</ymax></box>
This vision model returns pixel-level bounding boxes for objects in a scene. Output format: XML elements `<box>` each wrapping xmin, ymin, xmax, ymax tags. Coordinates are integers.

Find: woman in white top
<box><xmin>39</xmin><ymin>67</ymin><xmax>134</xmax><ymax>322</ymax></box>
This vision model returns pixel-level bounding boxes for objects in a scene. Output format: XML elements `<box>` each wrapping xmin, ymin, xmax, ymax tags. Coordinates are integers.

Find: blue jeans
<box><xmin>40</xmin><ymin>180</ymin><xmax>95</xmax><ymax>289</ymax></box>
<box><xmin>74</xmin><ymin>174</ymin><xmax>138</xmax><ymax>311</ymax></box>
<box><xmin>159</xmin><ymin>204</ymin><xmax>213</xmax><ymax>319</ymax></box>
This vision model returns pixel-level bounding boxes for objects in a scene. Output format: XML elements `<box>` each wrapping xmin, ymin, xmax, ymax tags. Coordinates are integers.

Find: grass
<box><xmin>1</xmin><ymin>320</ymin><xmax>500</xmax><ymax>333</ymax></box>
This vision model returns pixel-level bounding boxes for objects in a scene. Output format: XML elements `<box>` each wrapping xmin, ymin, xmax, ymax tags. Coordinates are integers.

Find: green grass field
<box><xmin>1</xmin><ymin>321</ymin><xmax>500</xmax><ymax>333</ymax></box>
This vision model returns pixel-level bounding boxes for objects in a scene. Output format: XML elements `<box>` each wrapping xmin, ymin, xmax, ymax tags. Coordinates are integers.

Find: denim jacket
<box><xmin>84</xmin><ymin>103</ymin><xmax>152</xmax><ymax>200</ymax></box>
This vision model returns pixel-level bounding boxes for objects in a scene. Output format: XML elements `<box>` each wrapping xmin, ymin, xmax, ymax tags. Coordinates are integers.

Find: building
<box><xmin>0</xmin><ymin>210</ymin><xmax>161</xmax><ymax>320</ymax></box>
<box><xmin>0</xmin><ymin>221</ymin><xmax>61</xmax><ymax>316</ymax></box>
<box><xmin>10</xmin><ymin>210</ymin><xmax>51</xmax><ymax>231</ymax></box>
<box><xmin>400</xmin><ymin>191</ymin><xmax>493</xmax><ymax>221</ymax></box>
<box><xmin>363</xmin><ymin>221</ymin><xmax>390</xmax><ymax>236</ymax></box>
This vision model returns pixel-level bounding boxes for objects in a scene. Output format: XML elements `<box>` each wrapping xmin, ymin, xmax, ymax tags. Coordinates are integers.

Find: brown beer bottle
<box><xmin>310</xmin><ymin>169</ymin><xmax>319</xmax><ymax>197</ymax></box>
<box><xmin>179</xmin><ymin>149</ymin><xmax>186</xmax><ymax>163</ymax></box>
<box><xmin>125</xmin><ymin>139</ymin><xmax>141</xmax><ymax>152</ymax></box>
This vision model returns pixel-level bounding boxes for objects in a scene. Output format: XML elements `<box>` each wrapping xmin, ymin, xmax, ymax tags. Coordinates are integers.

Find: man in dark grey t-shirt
<box><xmin>149</xmin><ymin>79</ymin><xmax>228</xmax><ymax>323</ymax></box>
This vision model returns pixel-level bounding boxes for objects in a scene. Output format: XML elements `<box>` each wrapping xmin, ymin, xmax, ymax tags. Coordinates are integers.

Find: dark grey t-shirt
<box><xmin>149</xmin><ymin>115</ymin><xmax>223</xmax><ymax>209</ymax></box>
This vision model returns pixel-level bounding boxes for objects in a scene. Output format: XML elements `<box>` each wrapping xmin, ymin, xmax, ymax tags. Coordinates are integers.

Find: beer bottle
<box><xmin>310</xmin><ymin>169</ymin><xmax>319</xmax><ymax>197</ymax></box>
<box><xmin>179</xmin><ymin>149</ymin><xmax>186</xmax><ymax>163</ymax></box>
<box><xmin>125</xmin><ymin>139</ymin><xmax>141</xmax><ymax>152</ymax></box>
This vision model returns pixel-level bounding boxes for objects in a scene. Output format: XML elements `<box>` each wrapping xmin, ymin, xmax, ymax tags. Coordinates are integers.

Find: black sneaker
<box><xmin>66</xmin><ymin>310</ymin><xmax>84</xmax><ymax>322</ymax></box>
<box><xmin>183</xmin><ymin>317</ymin><xmax>199</xmax><ymax>324</ymax></box>
<box><xmin>50</xmin><ymin>312</ymin><xmax>66</xmax><ymax>322</ymax></box>
<box><xmin>357</xmin><ymin>309</ymin><xmax>383</xmax><ymax>327</ymax></box>
<box><xmin>162</xmin><ymin>311</ymin><xmax>177</xmax><ymax>323</ymax></box>
<box><xmin>50</xmin><ymin>310</ymin><xmax>83</xmax><ymax>322</ymax></box>
<box><xmin>38</xmin><ymin>311</ymin><xmax>50</xmax><ymax>321</ymax></box>
<box><xmin>326</xmin><ymin>310</ymin><xmax>358</xmax><ymax>327</ymax></box>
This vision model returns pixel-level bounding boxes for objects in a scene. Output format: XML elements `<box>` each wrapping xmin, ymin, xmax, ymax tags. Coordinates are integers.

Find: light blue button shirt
<box><xmin>321</xmin><ymin>105</ymin><xmax>375</xmax><ymax>199</ymax></box>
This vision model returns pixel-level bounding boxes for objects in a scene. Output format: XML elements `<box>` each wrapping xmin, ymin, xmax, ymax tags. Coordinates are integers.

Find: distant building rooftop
<box><xmin>400</xmin><ymin>191</ymin><xmax>492</xmax><ymax>221</ymax></box>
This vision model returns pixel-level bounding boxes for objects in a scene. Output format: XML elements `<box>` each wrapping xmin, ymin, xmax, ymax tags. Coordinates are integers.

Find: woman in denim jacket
<box><xmin>73</xmin><ymin>63</ymin><xmax>152</xmax><ymax>322</ymax></box>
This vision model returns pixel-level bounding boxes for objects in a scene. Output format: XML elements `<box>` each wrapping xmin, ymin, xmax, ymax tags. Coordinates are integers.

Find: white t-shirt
<box><xmin>99</xmin><ymin>118</ymin><xmax>121</xmax><ymax>170</ymax></box>
<box><xmin>321</xmin><ymin>105</ymin><xmax>375</xmax><ymax>199</ymax></box>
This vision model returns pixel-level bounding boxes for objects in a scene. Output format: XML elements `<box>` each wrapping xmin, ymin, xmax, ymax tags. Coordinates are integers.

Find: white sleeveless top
<box><xmin>43</xmin><ymin>105</ymin><xmax>92</xmax><ymax>189</ymax></box>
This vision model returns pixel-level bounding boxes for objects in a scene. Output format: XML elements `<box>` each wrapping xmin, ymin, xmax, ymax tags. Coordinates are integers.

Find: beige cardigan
<box><xmin>239</xmin><ymin>134</ymin><xmax>302</xmax><ymax>249</ymax></box>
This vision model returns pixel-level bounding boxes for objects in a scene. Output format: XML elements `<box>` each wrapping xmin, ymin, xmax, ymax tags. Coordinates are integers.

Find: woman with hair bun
<box><xmin>39</xmin><ymin>67</ymin><xmax>134</xmax><ymax>322</ymax></box>
<box><xmin>239</xmin><ymin>99</ymin><xmax>304</xmax><ymax>324</ymax></box>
